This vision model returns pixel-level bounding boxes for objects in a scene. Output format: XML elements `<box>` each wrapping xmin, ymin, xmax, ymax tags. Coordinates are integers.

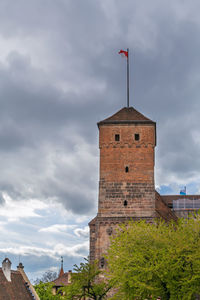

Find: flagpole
<box><xmin>127</xmin><ymin>48</ymin><xmax>129</xmax><ymax>108</ymax></box>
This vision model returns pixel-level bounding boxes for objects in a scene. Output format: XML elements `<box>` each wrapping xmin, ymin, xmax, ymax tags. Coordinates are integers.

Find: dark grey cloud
<box><xmin>0</xmin><ymin>0</ymin><xmax>200</xmax><ymax>214</ymax></box>
<box><xmin>0</xmin><ymin>193</ymin><xmax>5</xmax><ymax>205</ymax></box>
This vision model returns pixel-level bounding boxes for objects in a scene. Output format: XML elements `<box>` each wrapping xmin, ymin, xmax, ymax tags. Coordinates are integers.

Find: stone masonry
<box><xmin>89</xmin><ymin>107</ymin><xmax>177</xmax><ymax>265</ymax></box>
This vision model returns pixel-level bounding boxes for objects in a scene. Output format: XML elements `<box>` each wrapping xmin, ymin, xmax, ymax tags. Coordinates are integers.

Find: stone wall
<box><xmin>89</xmin><ymin>216</ymin><xmax>154</xmax><ymax>262</ymax></box>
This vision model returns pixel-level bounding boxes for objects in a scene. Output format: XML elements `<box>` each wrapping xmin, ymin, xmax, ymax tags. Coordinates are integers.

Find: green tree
<box><xmin>34</xmin><ymin>282</ymin><xmax>62</xmax><ymax>300</ymax></box>
<box><xmin>107</xmin><ymin>216</ymin><xmax>200</xmax><ymax>300</ymax></box>
<box><xmin>63</xmin><ymin>258</ymin><xmax>112</xmax><ymax>299</ymax></box>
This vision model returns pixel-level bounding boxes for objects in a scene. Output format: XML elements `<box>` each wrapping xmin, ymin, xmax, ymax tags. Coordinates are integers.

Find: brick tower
<box><xmin>89</xmin><ymin>106</ymin><xmax>175</xmax><ymax>266</ymax></box>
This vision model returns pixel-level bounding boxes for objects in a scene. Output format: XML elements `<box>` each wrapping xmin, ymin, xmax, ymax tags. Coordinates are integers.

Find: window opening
<box><xmin>115</xmin><ymin>134</ymin><xmax>120</xmax><ymax>141</ymax></box>
<box><xmin>125</xmin><ymin>166</ymin><xmax>129</xmax><ymax>173</ymax></box>
<box><xmin>135</xmin><ymin>133</ymin><xmax>140</xmax><ymax>141</ymax></box>
<box><xmin>124</xmin><ymin>200</ymin><xmax>128</xmax><ymax>207</ymax></box>
<box><xmin>100</xmin><ymin>257</ymin><xmax>105</xmax><ymax>268</ymax></box>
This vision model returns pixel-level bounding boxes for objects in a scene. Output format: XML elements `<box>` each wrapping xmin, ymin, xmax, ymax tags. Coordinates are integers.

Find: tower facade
<box><xmin>98</xmin><ymin>107</ymin><xmax>156</xmax><ymax>219</ymax></box>
<box><xmin>89</xmin><ymin>106</ymin><xmax>174</xmax><ymax>265</ymax></box>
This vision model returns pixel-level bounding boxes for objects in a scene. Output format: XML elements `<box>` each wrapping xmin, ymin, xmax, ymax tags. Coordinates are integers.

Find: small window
<box><xmin>100</xmin><ymin>257</ymin><xmax>105</xmax><ymax>268</ymax></box>
<box><xmin>115</xmin><ymin>134</ymin><xmax>120</xmax><ymax>141</ymax></box>
<box><xmin>125</xmin><ymin>166</ymin><xmax>129</xmax><ymax>173</ymax></box>
<box><xmin>135</xmin><ymin>134</ymin><xmax>140</xmax><ymax>141</ymax></box>
<box><xmin>124</xmin><ymin>200</ymin><xmax>128</xmax><ymax>207</ymax></box>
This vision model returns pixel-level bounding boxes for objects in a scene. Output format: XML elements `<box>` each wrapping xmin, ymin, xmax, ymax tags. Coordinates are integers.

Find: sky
<box><xmin>0</xmin><ymin>0</ymin><xmax>200</xmax><ymax>280</ymax></box>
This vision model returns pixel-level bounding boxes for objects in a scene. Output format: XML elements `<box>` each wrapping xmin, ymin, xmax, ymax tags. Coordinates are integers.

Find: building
<box><xmin>0</xmin><ymin>258</ymin><xmax>39</xmax><ymax>300</ymax></box>
<box><xmin>89</xmin><ymin>106</ymin><xmax>200</xmax><ymax>265</ymax></box>
<box><xmin>52</xmin><ymin>259</ymin><xmax>72</xmax><ymax>295</ymax></box>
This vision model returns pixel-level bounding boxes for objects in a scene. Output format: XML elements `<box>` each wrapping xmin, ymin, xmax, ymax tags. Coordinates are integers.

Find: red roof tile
<box><xmin>0</xmin><ymin>269</ymin><xmax>33</xmax><ymax>300</ymax></box>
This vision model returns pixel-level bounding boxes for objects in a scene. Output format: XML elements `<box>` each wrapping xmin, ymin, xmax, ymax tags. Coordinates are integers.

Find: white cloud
<box><xmin>0</xmin><ymin>193</ymin><xmax>47</xmax><ymax>221</ymax></box>
<box><xmin>0</xmin><ymin>241</ymin><xmax>89</xmax><ymax>259</ymax></box>
<box><xmin>74</xmin><ymin>226</ymin><xmax>89</xmax><ymax>239</ymax></box>
<box><xmin>39</xmin><ymin>224</ymin><xmax>76</xmax><ymax>234</ymax></box>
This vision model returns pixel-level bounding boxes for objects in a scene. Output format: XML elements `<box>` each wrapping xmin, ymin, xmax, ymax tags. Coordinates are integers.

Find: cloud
<box><xmin>0</xmin><ymin>192</ymin><xmax>5</xmax><ymax>205</ymax></box>
<box><xmin>0</xmin><ymin>241</ymin><xmax>88</xmax><ymax>258</ymax></box>
<box><xmin>0</xmin><ymin>194</ymin><xmax>47</xmax><ymax>222</ymax></box>
<box><xmin>0</xmin><ymin>196</ymin><xmax>90</xmax><ymax>279</ymax></box>
<box><xmin>74</xmin><ymin>226</ymin><xmax>89</xmax><ymax>239</ymax></box>
<box><xmin>39</xmin><ymin>224</ymin><xmax>76</xmax><ymax>234</ymax></box>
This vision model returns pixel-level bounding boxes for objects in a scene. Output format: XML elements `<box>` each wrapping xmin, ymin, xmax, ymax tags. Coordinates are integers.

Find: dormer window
<box><xmin>115</xmin><ymin>134</ymin><xmax>120</xmax><ymax>141</ymax></box>
<box><xmin>135</xmin><ymin>133</ymin><xmax>140</xmax><ymax>141</ymax></box>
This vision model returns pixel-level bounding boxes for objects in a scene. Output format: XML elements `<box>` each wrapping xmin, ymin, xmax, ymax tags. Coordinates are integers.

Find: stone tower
<box><xmin>89</xmin><ymin>106</ymin><xmax>175</xmax><ymax>265</ymax></box>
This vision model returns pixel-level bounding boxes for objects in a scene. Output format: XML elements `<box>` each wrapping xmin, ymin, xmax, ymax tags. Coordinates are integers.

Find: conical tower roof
<box><xmin>98</xmin><ymin>107</ymin><xmax>155</xmax><ymax>126</ymax></box>
<box><xmin>59</xmin><ymin>266</ymin><xmax>64</xmax><ymax>278</ymax></box>
<box><xmin>58</xmin><ymin>256</ymin><xmax>64</xmax><ymax>278</ymax></box>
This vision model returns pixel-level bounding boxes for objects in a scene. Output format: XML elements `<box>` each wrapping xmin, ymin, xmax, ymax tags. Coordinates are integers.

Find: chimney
<box><xmin>17</xmin><ymin>262</ymin><xmax>40</xmax><ymax>300</ymax></box>
<box><xmin>68</xmin><ymin>270</ymin><xmax>72</xmax><ymax>283</ymax></box>
<box><xmin>2</xmin><ymin>258</ymin><xmax>11</xmax><ymax>282</ymax></box>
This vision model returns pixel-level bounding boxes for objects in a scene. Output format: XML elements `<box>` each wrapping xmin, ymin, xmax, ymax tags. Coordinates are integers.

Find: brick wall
<box><xmin>98</xmin><ymin>123</ymin><xmax>156</xmax><ymax>218</ymax></box>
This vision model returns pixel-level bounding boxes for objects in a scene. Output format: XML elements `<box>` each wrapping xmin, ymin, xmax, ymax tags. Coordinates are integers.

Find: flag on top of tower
<box><xmin>118</xmin><ymin>49</ymin><xmax>128</xmax><ymax>58</ymax></box>
<box><xmin>180</xmin><ymin>186</ymin><xmax>186</xmax><ymax>195</ymax></box>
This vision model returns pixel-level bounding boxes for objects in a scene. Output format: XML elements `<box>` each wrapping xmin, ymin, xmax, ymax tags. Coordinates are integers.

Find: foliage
<box><xmin>107</xmin><ymin>216</ymin><xmax>200</xmax><ymax>300</ymax></box>
<box><xmin>34</xmin><ymin>270</ymin><xmax>58</xmax><ymax>284</ymax></box>
<box><xmin>63</xmin><ymin>258</ymin><xmax>112</xmax><ymax>299</ymax></box>
<box><xmin>34</xmin><ymin>282</ymin><xmax>62</xmax><ymax>300</ymax></box>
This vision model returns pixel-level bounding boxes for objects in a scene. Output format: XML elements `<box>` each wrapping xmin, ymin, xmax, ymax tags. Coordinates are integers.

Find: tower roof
<box><xmin>98</xmin><ymin>107</ymin><xmax>155</xmax><ymax>127</ymax></box>
<box><xmin>59</xmin><ymin>256</ymin><xmax>64</xmax><ymax>278</ymax></box>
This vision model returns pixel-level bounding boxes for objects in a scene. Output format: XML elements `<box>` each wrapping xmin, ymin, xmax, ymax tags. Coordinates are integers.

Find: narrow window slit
<box><xmin>100</xmin><ymin>257</ymin><xmax>105</xmax><ymax>268</ymax></box>
<box><xmin>115</xmin><ymin>134</ymin><xmax>120</xmax><ymax>141</ymax></box>
<box><xmin>135</xmin><ymin>133</ymin><xmax>140</xmax><ymax>141</ymax></box>
<box><xmin>124</xmin><ymin>200</ymin><xmax>128</xmax><ymax>207</ymax></box>
<box><xmin>125</xmin><ymin>166</ymin><xmax>129</xmax><ymax>173</ymax></box>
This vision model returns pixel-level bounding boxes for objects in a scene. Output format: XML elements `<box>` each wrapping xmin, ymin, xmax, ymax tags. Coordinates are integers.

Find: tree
<box><xmin>34</xmin><ymin>282</ymin><xmax>62</xmax><ymax>300</ymax></box>
<box><xmin>107</xmin><ymin>217</ymin><xmax>200</xmax><ymax>300</ymax></box>
<box><xmin>34</xmin><ymin>270</ymin><xmax>60</xmax><ymax>300</ymax></box>
<box><xmin>63</xmin><ymin>258</ymin><xmax>112</xmax><ymax>300</ymax></box>
<box><xmin>34</xmin><ymin>270</ymin><xmax>58</xmax><ymax>285</ymax></box>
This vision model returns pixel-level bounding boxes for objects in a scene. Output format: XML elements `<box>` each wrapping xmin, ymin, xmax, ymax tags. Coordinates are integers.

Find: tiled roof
<box><xmin>0</xmin><ymin>268</ymin><xmax>33</xmax><ymax>300</ymax></box>
<box><xmin>98</xmin><ymin>107</ymin><xmax>155</xmax><ymax>126</ymax></box>
<box><xmin>52</xmin><ymin>273</ymin><xmax>69</xmax><ymax>287</ymax></box>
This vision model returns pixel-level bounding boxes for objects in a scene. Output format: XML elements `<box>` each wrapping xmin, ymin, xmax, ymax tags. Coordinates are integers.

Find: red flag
<box><xmin>118</xmin><ymin>49</ymin><xmax>128</xmax><ymax>58</ymax></box>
